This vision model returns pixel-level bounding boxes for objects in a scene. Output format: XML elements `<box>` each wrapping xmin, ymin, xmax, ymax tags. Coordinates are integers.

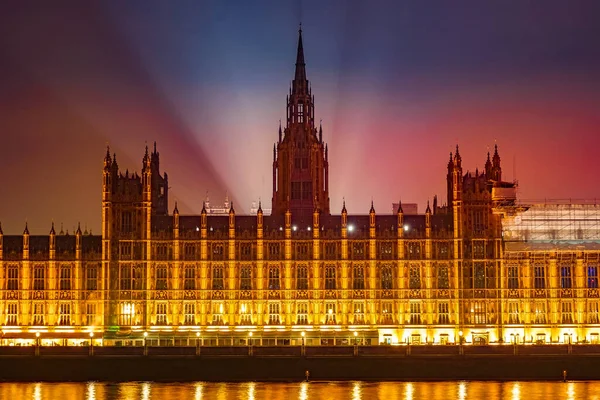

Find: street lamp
<box><xmin>143</xmin><ymin>331</ymin><xmax>148</xmax><ymax>356</ymax></box>
<box><xmin>196</xmin><ymin>332</ymin><xmax>201</xmax><ymax>355</ymax></box>
<box><xmin>35</xmin><ymin>332</ymin><xmax>40</xmax><ymax>356</ymax></box>
<box><xmin>89</xmin><ymin>331</ymin><xmax>95</xmax><ymax>356</ymax></box>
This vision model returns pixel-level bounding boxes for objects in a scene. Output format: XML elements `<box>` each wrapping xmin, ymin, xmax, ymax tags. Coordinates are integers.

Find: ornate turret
<box><xmin>341</xmin><ymin>199</ymin><xmax>348</xmax><ymax>237</ymax></box>
<box><xmin>491</xmin><ymin>144</ymin><xmax>502</xmax><ymax>182</ymax></box>
<box><xmin>229</xmin><ymin>201</ymin><xmax>235</xmax><ymax>230</ymax></box>
<box><xmin>485</xmin><ymin>151</ymin><xmax>492</xmax><ymax>178</ymax></box>
<box><xmin>397</xmin><ymin>200</ymin><xmax>404</xmax><ymax>238</ymax></box>
<box><xmin>22</xmin><ymin>222</ymin><xmax>29</xmax><ymax>260</ymax></box>
<box><xmin>173</xmin><ymin>201</ymin><xmax>180</xmax><ymax>231</ymax></box>
<box><xmin>49</xmin><ymin>222</ymin><xmax>56</xmax><ymax>260</ymax></box>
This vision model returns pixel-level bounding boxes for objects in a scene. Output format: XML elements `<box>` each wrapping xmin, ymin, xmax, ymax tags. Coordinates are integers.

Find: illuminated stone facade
<box><xmin>1</xmin><ymin>30</ymin><xmax>599</xmax><ymax>347</ymax></box>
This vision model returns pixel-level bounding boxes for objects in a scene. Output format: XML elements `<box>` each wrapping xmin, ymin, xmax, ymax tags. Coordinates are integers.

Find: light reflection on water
<box><xmin>0</xmin><ymin>381</ymin><xmax>597</xmax><ymax>400</ymax></box>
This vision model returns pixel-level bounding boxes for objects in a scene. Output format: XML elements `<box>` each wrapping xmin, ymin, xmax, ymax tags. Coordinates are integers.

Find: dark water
<box><xmin>0</xmin><ymin>381</ymin><xmax>596</xmax><ymax>400</ymax></box>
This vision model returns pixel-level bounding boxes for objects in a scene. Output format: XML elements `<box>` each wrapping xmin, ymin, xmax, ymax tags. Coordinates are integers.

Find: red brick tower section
<box><xmin>272</xmin><ymin>28</ymin><xmax>330</xmax><ymax>218</ymax></box>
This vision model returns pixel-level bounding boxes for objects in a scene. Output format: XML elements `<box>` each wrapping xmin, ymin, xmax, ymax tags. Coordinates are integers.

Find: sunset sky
<box><xmin>1</xmin><ymin>0</ymin><xmax>599</xmax><ymax>234</ymax></box>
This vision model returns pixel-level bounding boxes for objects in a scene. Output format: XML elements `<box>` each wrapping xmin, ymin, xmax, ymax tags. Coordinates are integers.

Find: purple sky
<box><xmin>1</xmin><ymin>0</ymin><xmax>599</xmax><ymax>234</ymax></box>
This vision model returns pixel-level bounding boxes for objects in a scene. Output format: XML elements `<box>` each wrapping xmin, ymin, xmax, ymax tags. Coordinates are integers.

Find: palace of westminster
<box><xmin>1</xmin><ymin>30</ymin><xmax>600</xmax><ymax>348</ymax></box>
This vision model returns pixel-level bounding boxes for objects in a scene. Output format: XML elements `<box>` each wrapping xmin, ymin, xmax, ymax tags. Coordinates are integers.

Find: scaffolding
<box><xmin>502</xmin><ymin>200</ymin><xmax>600</xmax><ymax>243</ymax></box>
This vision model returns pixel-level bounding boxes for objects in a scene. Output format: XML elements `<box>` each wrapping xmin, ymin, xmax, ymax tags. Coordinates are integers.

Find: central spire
<box><xmin>272</xmin><ymin>27</ymin><xmax>330</xmax><ymax>217</ymax></box>
<box><xmin>294</xmin><ymin>26</ymin><xmax>306</xmax><ymax>85</ymax></box>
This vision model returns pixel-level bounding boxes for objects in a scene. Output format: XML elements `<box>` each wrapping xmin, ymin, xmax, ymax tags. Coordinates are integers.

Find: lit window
<box><xmin>508</xmin><ymin>301</ymin><xmax>520</xmax><ymax>324</ymax></box>
<box><xmin>32</xmin><ymin>303</ymin><xmax>45</xmax><ymax>325</ymax></box>
<box><xmin>325</xmin><ymin>303</ymin><xmax>336</xmax><ymax>324</ymax></box>
<box><xmin>354</xmin><ymin>302</ymin><xmax>365</xmax><ymax>324</ymax></box>
<box><xmin>184</xmin><ymin>303</ymin><xmax>195</xmax><ymax>325</ymax></box>
<box><xmin>58</xmin><ymin>303</ymin><xmax>71</xmax><ymax>326</ymax></box>
<box><xmin>268</xmin><ymin>303</ymin><xmax>280</xmax><ymax>325</ymax></box>
<box><xmin>437</xmin><ymin>302</ymin><xmax>449</xmax><ymax>324</ymax></box>
<box><xmin>410</xmin><ymin>302</ymin><xmax>421</xmax><ymax>324</ymax></box>
<box><xmin>296</xmin><ymin>303</ymin><xmax>308</xmax><ymax>325</ymax></box>
<box><xmin>156</xmin><ymin>302</ymin><xmax>168</xmax><ymax>325</ymax></box>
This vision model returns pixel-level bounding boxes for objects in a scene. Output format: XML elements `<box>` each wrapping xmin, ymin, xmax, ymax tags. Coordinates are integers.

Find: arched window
<box><xmin>409</xmin><ymin>265</ymin><xmax>421</xmax><ymax>289</ymax></box>
<box><xmin>297</xmin><ymin>266</ymin><xmax>308</xmax><ymax>290</ymax></box>
<box><xmin>268</xmin><ymin>267</ymin><xmax>280</xmax><ymax>290</ymax></box>
<box><xmin>240</xmin><ymin>267</ymin><xmax>252</xmax><ymax>290</ymax></box>
<box><xmin>380</xmin><ymin>266</ymin><xmax>393</xmax><ymax>290</ymax></box>
<box><xmin>325</xmin><ymin>266</ymin><xmax>336</xmax><ymax>290</ymax></box>
<box><xmin>353</xmin><ymin>266</ymin><xmax>365</xmax><ymax>290</ymax></box>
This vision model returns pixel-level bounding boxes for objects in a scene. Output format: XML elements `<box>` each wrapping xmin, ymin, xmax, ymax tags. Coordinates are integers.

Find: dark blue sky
<box><xmin>1</xmin><ymin>0</ymin><xmax>599</xmax><ymax>233</ymax></box>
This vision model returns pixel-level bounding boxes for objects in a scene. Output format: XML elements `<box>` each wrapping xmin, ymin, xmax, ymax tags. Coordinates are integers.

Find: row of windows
<box><xmin>148</xmin><ymin>242</ymin><xmax>456</xmax><ymax>261</ymax></box>
<box><xmin>3</xmin><ymin>302</ymin><xmax>93</xmax><ymax>326</ymax></box>
<box><xmin>508</xmin><ymin>264</ymin><xmax>599</xmax><ymax>290</ymax></box>
<box><xmin>5</xmin><ymin>266</ymin><xmax>99</xmax><ymax>291</ymax></box>
<box><xmin>6</xmin><ymin>264</ymin><xmax>597</xmax><ymax>293</ymax></box>
<box><xmin>4</xmin><ymin>301</ymin><xmax>600</xmax><ymax>326</ymax></box>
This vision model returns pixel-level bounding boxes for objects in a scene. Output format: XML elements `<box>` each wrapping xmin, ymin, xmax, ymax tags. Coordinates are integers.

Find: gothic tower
<box><xmin>272</xmin><ymin>28</ymin><xmax>330</xmax><ymax>217</ymax></box>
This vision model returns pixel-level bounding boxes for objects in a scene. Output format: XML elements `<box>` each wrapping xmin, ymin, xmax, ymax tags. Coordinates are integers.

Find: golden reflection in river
<box><xmin>141</xmin><ymin>382</ymin><xmax>150</xmax><ymax>400</ymax></box>
<box><xmin>246</xmin><ymin>381</ymin><xmax>256</xmax><ymax>400</ymax></box>
<box><xmin>3</xmin><ymin>381</ymin><xmax>600</xmax><ymax>399</ymax></box>
<box><xmin>352</xmin><ymin>381</ymin><xmax>362</xmax><ymax>400</ymax></box>
<box><xmin>194</xmin><ymin>382</ymin><xmax>203</xmax><ymax>400</ymax></box>
<box><xmin>404</xmin><ymin>382</ymin><xmax>414</xmax><ymax>400</ymax></box>
<box><xmin>86</xmin><ymin>382</ymin><xmax>96</xmax><ymax>400</ymax></box>
<box><xmin>32</xmin><ymin>383</ymin><xmax>41</xmax><ymax>400</ymax></box>
<box><xmin>298</xmin><ymin>382</ymin><xmax>308</xmax><ymax>400</ymax></box>
<box><xmin>511</xmin><ymin>382</ymin><xmax>520</xmax><ymax>400</ymax></box>
<box><xmin>567</xmin><ymin>381</ymin><xmax>575</xmax><ymax>400</ymax></box>
<box><xmin>458</xmin><ymin>381</ymin><xmax>467</xmax><ymax>400</ymax></box>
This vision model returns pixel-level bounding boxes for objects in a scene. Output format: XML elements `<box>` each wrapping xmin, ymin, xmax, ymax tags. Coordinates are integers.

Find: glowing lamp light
<box><xmin>353</xmin><ymin>331</ymin><xmax>358</xmax><ymax>337</ymax></box>
<box><xmin>307</xmin><ymin>226</ymin><xmax>311</xmax><ymax>231</ymax></box>
<box><xmin>89</xmin><ymin>332</ymin><xmax>94</xmax><ymax>338</ymax></box>
<box><xmin>196</xmin><ymin>332</ymin><xmax>200</xmax><ymax>337</ymax></box>
<box><xmin>348</xmin><ymin>224</ymin><xmax>354</xmax><ymax>232</ymax></box>
<box><xmin>403</xmin><ymin>225</ymin><xmax>409</xmax><ymax>232</ymax></box>
<box><xmin>459</xmin><ymin>331</ymin><xmax>463</xmax><ymax>337</ymax></box>
<box><xmin>143</xmin><ymin>331</ymin><xmax>148</xmax><ymax>338</ymax></box>
<box><xmin>249</xmin><ymin>331</ymin><xmax>253</xmax><ymax>337</ymax></box>
<box><xmin>35</xmin><ymin>332</ymin><xmax>40</xmax><ymax>338</ymax></box>
<box><xmin>328</xmin><ymin>309</ymin><xmax>333</xmax><ymax>315</ymax></box>
<box><xmin>292</xmin><ymin>225</ymin><xmax>298</xmax><ymax>231</ymax></box>
<box><xmin>301</xmin><ymin>331</ymin><xmax>305</xmax><ymax>337</ymax></box>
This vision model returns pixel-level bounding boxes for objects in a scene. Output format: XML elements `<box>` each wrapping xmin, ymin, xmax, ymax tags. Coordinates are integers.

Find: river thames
<box><xmin>0</xmin><ymin>381</ymin><xmax>597</xmax><ymax>400</ymax></box>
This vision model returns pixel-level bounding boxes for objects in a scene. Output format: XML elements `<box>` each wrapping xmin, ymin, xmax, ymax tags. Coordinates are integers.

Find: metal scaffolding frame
<box><xmin>502</xmin><ymin>200</ymin><xmax>600</xmax><ymax>243</ymax></box>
